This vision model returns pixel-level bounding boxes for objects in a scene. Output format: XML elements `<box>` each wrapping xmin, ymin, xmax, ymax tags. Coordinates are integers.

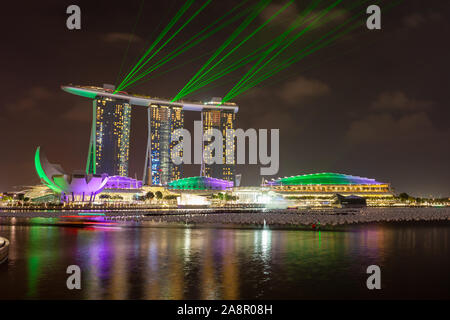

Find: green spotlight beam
<box><xmin>172</xmin><ymin>0</ymin><xmax>272</xmax><ymax>102</ymax></box>
<box><xmin>114</xmin><ymin>0</ymin><xmax>146</xmax><ymax>89</ymax></box>
<box><xmin>172</xmin><ymin>0</ymin><xmax>271</xmax><ymax>100</ymax></box>
<box><xmin>228</xmin><ymin>0</ymin><xmax>371</xmax><ymax>97</ymax></box>
<box><xmin>117</xmin><ymin>0</ymin><xmax>213</xmax><ymax>91</ymax></box>
<box><xmin>224</xmin><ymin>1</ymin><xmax>382</xmax><ymax>101</ymax></box>
<box><xmin>244</xmin><ymin>0</ymin><xmax>373</xmax><ymax>91</ymax></box>
<box><xmin>179</xmin><ymin>0</ymin><xmax>362</xmax><ymax>99</ymax></box>
<box><xmin>225</xmin><ymin>0</ymin><xmax>344</xmax><ymax>101</ymax></box>
<box><xmin>115</xmin><ymin>0</ymin><xmax>178</xmax><ymax>87</ymax></box>
<box><xmin>119</xmin><ymin>6</ymin><xmax>250</xmax><ymax>90</ymax></box>
<box><xmin>241</xmin><ymin>33</ymin><xmax>374</xmax><ymax>94</ymax></box>
<box><xmin>116</xmin><ymin>0</ymin><xmax>195</xmax><ymax>91</ymax></box>
<box><xmin>179</xmin><ymin>38</ymin><xmax>281</xmax><ymax>97</ymax></box>
<box><xmin>235</xmin><ymin>27</ymin><xmax>356</xmax><ymax>98</ymax></box>
<box><xmin>223</xmin><ymin>0</ymin><xmax>323</xmax><ymax>100</ymax></box>
<box><xmin>119</xmin><ymin>0</ymin><xmax>252</xmax><ymax>91</ymax></box>
<box><xmin>151</xmin><ymin>0</ymin><xmax>375</xmax><ymax>95</ymax></box>
<box><xmin>179</xmin><ymin>0</ymin><xmax>294</xmax><ymax>96</ymax></box>
<box><xmin>125</xmin><ymin>31</ymin><xmax>284</xmax><ymax>93</ymax></box>
<box><xmin>120</xmin><ymin>50</ymin><xmax>216</xmax><ymax>91</ymax></box>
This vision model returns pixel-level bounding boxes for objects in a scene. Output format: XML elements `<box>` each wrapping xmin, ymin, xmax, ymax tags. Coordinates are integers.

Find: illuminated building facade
<box><xmin>266</xmin><ymin>173</ymin><xmax>392</xmax><ymax>196</ymax></box>
<box><xmin>202</xmin><ymin>108</ymin><xmax>236</xmax><ymax>182</ymax></box>
<box><xmin>62</xmin><ymin>86</ymin><xmax>239</xmax><ymax>186</ymax></box>
<box><xmin>168</xmin><ymin>176</ymin><xmax>233</xmax><ymax>191</ymax></box>
<box><xmin>87</xmin><ymin>97</ymin><xmax>131</xmax><ymax>177</ymax></box>
<box><xmin>143</xmin><ymin>104</ymin><xmax>184</xmax><ymax>186</ymax></box>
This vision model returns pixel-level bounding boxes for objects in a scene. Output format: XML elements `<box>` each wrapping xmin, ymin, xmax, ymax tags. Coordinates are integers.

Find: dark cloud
<box><xmin>345</xmin><ymin>111</ymin><xmax>449</xmax><ymax>146</ymax></box>
<box><xmin>103</xmin><ymin>32</ymin><xmax>143</xmax><ymax>43</ymax></box>
<box><xmin>260</xmin><ymin>3</ymin><xmax>349</xmax><ymax>29</ymax></box>
<box><xmin>61</xmin><ymin>102</ymin><xmax>93</xmax><ymax>123</ymax></box>
<box><xmin>259</xmin><ymin>2</ymin><xmax>299</xmax><ymax>27</ymax></box>
<box><xmin>403</xmin><ymin>12</ymin><xmax>442</xmax><ymax>29</ymax></box>
<box><xmin>5</xmin><ymin>87</ymin><xmax>53</xmax><ymax>114</ymax></box>
<box><xmin>279</xmin><ymin>76</ymin><xmax>330</xmax><ymax>104</ymax></box>
<box><xmin>371</xmin><ymin>91</ymin><xmax>433</xmax><ymax>111</ymax></box>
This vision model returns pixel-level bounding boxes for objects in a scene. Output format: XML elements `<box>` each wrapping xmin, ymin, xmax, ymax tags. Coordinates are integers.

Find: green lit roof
<box><xmin>168</xmin><ymin>176</ymin><xmax>233</xmax><ymax>190</ymax></box>
<box><xmin>269</xmin><ymin>173</ymin><xmax>384</xmax><ymax>186</ymax></box>
<box><xmin>62</xmin><ymin>86</ymin><xmax>98</xmax><ymax>99</ymax></box>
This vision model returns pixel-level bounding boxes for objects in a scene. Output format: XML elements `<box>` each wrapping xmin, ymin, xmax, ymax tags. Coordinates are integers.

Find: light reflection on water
<box><xmin>0</xmin><ymin>216</ymin><xmax>449</xmax><ymax>299</ymax></box>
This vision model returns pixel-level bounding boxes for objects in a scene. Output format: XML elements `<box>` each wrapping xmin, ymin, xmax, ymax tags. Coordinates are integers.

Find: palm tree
<box><xmin>155</xmin><ymin>191</ymin><xmax>163</xmax><ymax>201</ymax></box>
<box><xmin>146</xmin><ymin>191</ymin><xmax>155</xmax><ymax>202</ymax></box>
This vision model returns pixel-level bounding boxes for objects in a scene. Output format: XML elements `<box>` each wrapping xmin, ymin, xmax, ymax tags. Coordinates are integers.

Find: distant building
<box><xmin>202</xmin><ymin>108</ymin><xmax>236</xmax><ymax>182</ymax></box>
<box><xmin>266</xmin><ymin>172</ymin><xmax>393</xmax><ymax>197</ymax></box>
<box><xmin>143</xmin><ymin>104</ymin><xmax>184</xmax><ymax>186</ymax></box>
<box><xmin>168</xmin><ymin>176</ymin><xmax>233</xmax><ymax>191</ymax></box>
<box><xmin>87</xmin><ymin>96</ymin><xmax>131</xmax><ymax>176</ymax></box>
<box><xmin>103</xmin><ymin>176</ymin><xmax>142</xmax><ymax>190</ymax></box>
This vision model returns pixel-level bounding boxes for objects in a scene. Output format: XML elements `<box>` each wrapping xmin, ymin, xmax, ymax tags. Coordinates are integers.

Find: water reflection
<box><xmin>0</xmin><ymin>217</ymin><xmax>449</xmax><ymax>299</ymax></box>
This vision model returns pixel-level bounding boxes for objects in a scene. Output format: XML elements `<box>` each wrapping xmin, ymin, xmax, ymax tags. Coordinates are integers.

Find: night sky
<box><xmin>0</xmin><ymin>0</ymin><xmax>449</xmax><ymax>197</ymax></box>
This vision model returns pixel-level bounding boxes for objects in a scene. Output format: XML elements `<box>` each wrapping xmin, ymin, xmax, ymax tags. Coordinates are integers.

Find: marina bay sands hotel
<box><xmin>62</xmin><ymin>84</ymin><xmax>239</xmax><ymax>186</ymax></box>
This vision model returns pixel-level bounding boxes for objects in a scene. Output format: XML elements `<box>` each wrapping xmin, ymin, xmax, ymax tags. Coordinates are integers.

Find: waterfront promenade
<box><xmin>0</xmin><ymin>207</ymin><xmax>449</xmax><ymax>226</ymax></box>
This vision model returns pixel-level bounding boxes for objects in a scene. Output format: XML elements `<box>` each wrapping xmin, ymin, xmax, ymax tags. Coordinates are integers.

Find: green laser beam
<box><xmin>118</xmin><ymin>0</ymin><xmax>212</xmax><ymax>91</ymax></box>
<box><xmin>181</xmin><ymin>0</ymin><xmax>364</xmax><ymax>98</ymax></box>
<box><xmin>118</xmin><ymin>50</ymin><xmax>216</xmax><ymax>92</ymax></box>
<box><xmin>180</xmin><ymin>0</ymin><xmax>294</xmax><ymax>96</ymax></box>
<box><xmin>229</xmin><ymin>0</ymin><xmax>371</xmax><ymax>97</ymax></box>
<box><xmin>248</xmin><ymin>1</ymin><xmax>373</xmax><ymax>90</ymax></box>
<box><xmin>178</xmin><ymin>37</ymin><xmax>287</xmax><ymax>97</ymax></box>
<box><xmin>117</xmin><ymin>0</ymin><xmax>195</xmax><ymax>91</ymax></box>
<box><xmin>172</xmin><ymin>0</ymin><xmax>270</xmax><ymax>100</ymax></box>
<box><xmin>223</xmin><ymin>0</ymin><xmax>323</xmax><ymax>100</ymax></box>
<box><xmin>172</xmin><ymin>0</ymin><xmax>271</xmax><ymax>101</ymax></box>
<box><xmin>119</xmin><ymin>0</ymin><xmax>252</xmax><ymax>90</ymax></box>
<box><xmin>240</xmin><ymin>33</ymin><xmax>373</xmax><ymax>94</ymax></box>
<box><xmin>234</xmin><ymin>24</ymin><xmax>361</xmax><ymax>98</ymax></box>
<box><xmin>225</xmin><ymin>0</ymin><xmax>344</xmax><ymax>101</ymax></box>
<box><xmin>119</xmin><ymin>6</ymin><xmax>250</xmax><ymax>90</ymax></box>
<box><xmin>179</xmin><ymin>49</ymin><xmax>264</xmax><ymax>97</ymax></box>
<box><xmin>227</xmin><ymin>0</ymin><xmax>403</xmax><ymax>101</ymax></box>
<box><xmin>224</xmin><ymin>1</ymin><xmax>381</xmax><ymax>101</ymax></box>
<box><xmin>116</xmin><ymin>0</ymin><xmax>177</xmax><ymax>86</ymax></box>
<box><xmin>114</xmin><ymin>0</ymin><xmax>146</xmax><ymax>89</ymax></box>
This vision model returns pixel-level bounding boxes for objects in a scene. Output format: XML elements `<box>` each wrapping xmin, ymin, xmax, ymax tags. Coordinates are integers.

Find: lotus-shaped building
<box><xmin>34</xmin><ymin>147</ymin><xmax>109</xmax><ymax>202</ymax></box>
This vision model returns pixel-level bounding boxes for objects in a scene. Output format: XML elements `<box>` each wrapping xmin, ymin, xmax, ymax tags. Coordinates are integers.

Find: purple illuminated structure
<box><xmin>103</xmin><ymin>176</ymin><xmax>143</xmax><ymax>190</ymax></box>
<box><xmin>34</xmin><ymin>147</ymin><xmax>109</xmax><ymax>202</ymax></box>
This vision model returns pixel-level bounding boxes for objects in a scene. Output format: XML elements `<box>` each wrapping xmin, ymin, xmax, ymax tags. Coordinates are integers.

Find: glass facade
<box><xmin>143</xmin><ymin>105</ymin><xmax>184</xmax><ymax>186</ymax></box>
<box><xmin>86</xmin><ymin>97</ymin><xmax>131</xmax><ymax>177</ymax></box>
<box><xmin>202</xmin><ymin>108</ymin><xmax>236</xmax><ymax>181</ymax></box>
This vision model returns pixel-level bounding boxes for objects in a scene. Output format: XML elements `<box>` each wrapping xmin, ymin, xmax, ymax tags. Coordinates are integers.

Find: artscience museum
<box><xmin>34</xmin><ymin>147</ymin><xmax>109</xmax><ymax>202</ymax></box>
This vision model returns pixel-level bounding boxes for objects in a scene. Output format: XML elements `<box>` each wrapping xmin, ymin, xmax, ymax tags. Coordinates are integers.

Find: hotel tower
<box><xmin>62</xmin><ymin>85</ymin><xmax>238</xmax><ymax>185</ymax></box>
<box><xmin>143</xmin><ymin>104</ymin><xmax>184</xmax><ymax>186</ymax></box>
<box><xmin>86</xmin><ymin>96</ymin><xmax>131</xmax><ymax>177</ymax></box>
<box><xmin>201</xmin><ymin>104</ymin><xmax>236</xmax><ymax>182</ymax></box>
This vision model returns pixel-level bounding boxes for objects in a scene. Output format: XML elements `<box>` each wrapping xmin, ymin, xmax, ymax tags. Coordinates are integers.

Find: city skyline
<box><xmin>0</xmin><ymin>0</ymin><xmax>449</xmax><ymax>196</ymax></box>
